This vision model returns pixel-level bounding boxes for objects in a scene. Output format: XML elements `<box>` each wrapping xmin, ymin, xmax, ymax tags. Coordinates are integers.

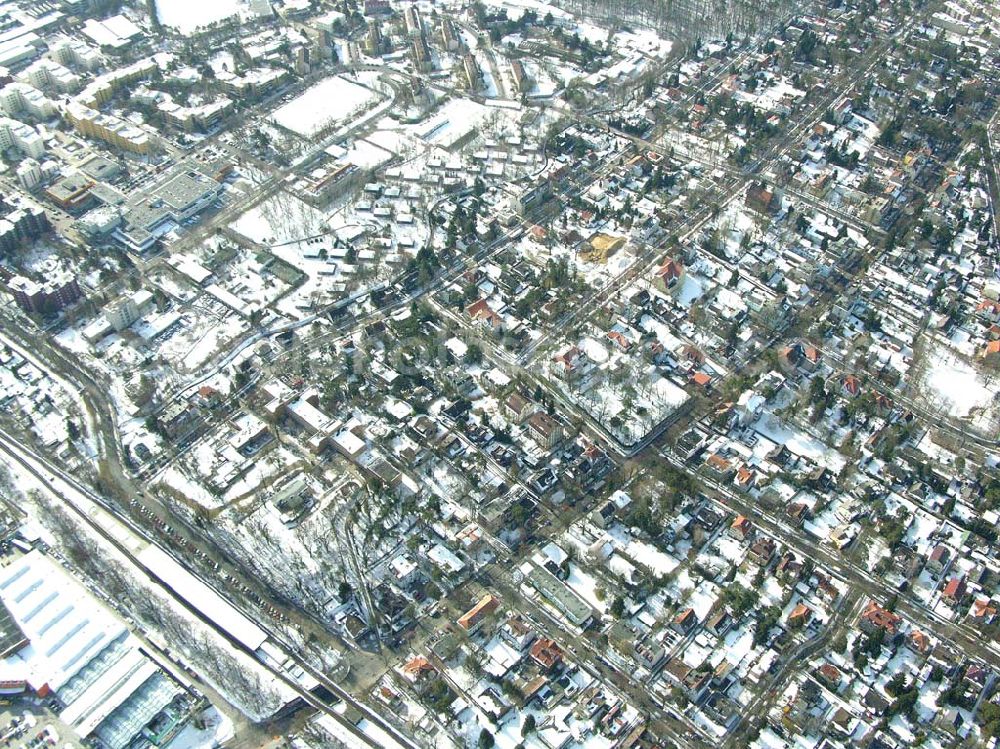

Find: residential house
<box><xmin>909</xmin><ymin>630</ymin><xmax>932</xmax><ymax>654</ymax></box>
<box><xmin>663</xmin><ymin>659</ymin><xmax>711</xmax><ymax>702</ymax></box>
<box><xmin>745</xmin><ymin>183</ymin><xmax>775</xmax><ymax>214</ymax></box>
<box><xmin>389</xmin><ymin>554</ymin><xmax>419</xmax><ymax>588</ymax></box>
<box><xmin>457</xmin><ymin>594</ymin><xmax>500</xmax><ymax>632</ymax></box>
<box><xmin>653</xmin><ymin>258</ymin><xmax>685</xmax><ymax>294</ymax></box>
<box><xmin>691</xmin><ymin>371</ymin><xmax>713</xmax><ymax>390</ymax></box>
<box><xmin>786</xmin><ymin>502</ymin><xmax>810</xmax><ymax>527</ymax></box>
<box><xmin>672</xmin><ymin>607</ymin><xmax>698</xmax><ymax>635</ymax></box>
<box><xmin>529</xmin><ymin>638</ymin><xmax>563</xmax><ymax>671</ymax></box>
<box><xmin>706</xmin><ymin>453</ymin><xmax>735</xmax><ymax>478</ymax></box>
<box><xmin>729</xmin><ymin>514</ymin><xmax>754</xmax><ymax>541</ymax></box>
<box><xmin>705</xmin><ymin>611</ymin><xmax>732</xmax><ymax>637</ymax></box>
<box><xmin>841</xmin><ymin>374</ymin><xmax>862</xmax><ymax>397</ymax></box>
<box><xmin>402</xmin><ymin>655</ymin><xmax>436</xmax><ymax>683</ymax></box>
<box><xmin>816</xmin><ymin>663</ymin><xmax>842</xmax><ymax>690</ymax></box>
<box><xmin>925</xmin><ymin>544</ymin><xmax>950</xmax><ymax>575</ymax></box>
<box><xmin>970</xmin><ymin>598</ymin><xmax>998</xmax><ymax>625</ymax></box>
<box><xmin>859</xmin><ymin>601</ymin><xmax>901</xmax><ymax>635</ymax></box>
<box><xmin>735</xmin><ymin>464</ymin><xmax>756</xmax><ymax>491</ymax></box>
<box><xmin>503</xmin><ymin>392</ymin><xmax>534</xmax><ymax>423</ymax></box>
<box><xmin>551</xmin><ymin>345</ymin><xmax>587</xmax><ymax>381</ymax></box>
<box><xmin>500</xmin><ymin>615</ymin><xmax>535</xmax><ymax>650</ymax></box>
<box><xmin>748</xmin><ymin>536</ymin><xmax>776</xmax><ymax>565</ymax></box>
<box><xmin>787</xmin><ymin>603</ymin><xmax>813</xmax><ymax>628</ymax></box>
<box><xmin>942</xmin><ymin>577</ymin><xmax>966</xmax><ymax>607</ymax></box>
<box><xmin>467</xmin><ymin>298</ymin><xmax>503</xmax><ymax>331</ymax></box>
<box><xmin>526</xmin><ymin>411</ymin><xmax>563</xmax><ymax>449</ymax></box>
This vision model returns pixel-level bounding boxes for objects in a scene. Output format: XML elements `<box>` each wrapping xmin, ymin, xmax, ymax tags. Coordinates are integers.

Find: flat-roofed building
<box><xmin>510</xmin><ymin>59</ymin><xmax>530</xmax><ymax>93</ymax></box>
<box><xmin>45</xmin><ymin>171</ymin><xmax>95</xmax><ymax>212</ymax></box>
<box><xmin>524</xmin><ymin>564</ymin><xmax>593</xmax><ymax>631</ymax></box>
<box><xmin>0</xmin><ymin>551</ymin><xmax>193</xmax><ymax>747</ymax></box>
<box><xmin>113</xmin><ymin>164</ymin><xmax>224</xmax><ymax>253</ymax></box>
<box><xmin>7</xmin><ymin>272</ymin><xmax>80</xmax><ymax>313</ymax></box>
<box><xmin>0</xmin><ymin>116</ymin><xmax>44</xmax><ymax>157</ymax></box>
<box><xmin>64</xmin><ymin>102</ymin><xmax>156</xmax><ymax>154</ymax></box>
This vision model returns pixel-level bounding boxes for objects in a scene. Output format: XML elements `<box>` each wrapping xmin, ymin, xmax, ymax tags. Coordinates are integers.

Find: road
<box><xmin>982</xmin><ymin>107</ymin><xmax>1000</xmax><ymax>263</ymax></box>
<box><xmin>660</xmin><ymin>446</ymin><xmax>1000</xmax><ymax>665</ymax></box>
<box><xmin>520</xmin><ymin>22</ymin><xmax>899</xmax><ymax>371</ymax></box>
<box><xmin>478</xmin><ymin>563</ymin><xmax>709</xmax><ymax>749</ymax></box>
<box><xmin>337</xmin><ymin>484</ymin><xmax>383</xmax><ymax>647</ymax></box>
<box><xmin>0</xmin><ymin>309</ymin><xmax>433</xmax><ymax>743</ymax></box>
<box><xmin>4</xmin><ymin>5</ymin><xmax>993</xmax><ymax>747</ymax></box>
<box><xmin>723</xmin><ymin>590</ymin><xmax>864</xmax><ymax>747</ymax></box>
<box><xmin>817</xmin><ymin>341</ymin><xmax>1000</xmax><ymax>452</ymax></box>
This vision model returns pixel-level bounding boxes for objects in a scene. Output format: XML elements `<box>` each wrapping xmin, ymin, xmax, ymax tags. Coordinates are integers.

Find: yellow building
<box><xmin>64</xmin><ymin>103</ymin><xmax>156</xmax><ymax>154</ymax></box>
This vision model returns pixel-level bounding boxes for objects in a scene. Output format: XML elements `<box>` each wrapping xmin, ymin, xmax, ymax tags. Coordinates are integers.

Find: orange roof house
<box><xmin>466</xmin><ymin>298</ymin><xmax>503</xmax><ymax>329</ymax></box>
<box><xmin>655</xmin><ymin>258</ymin><xmax>684</xmax><ymax>290</ymax></box>
<box><xmin>860</xmin><ymin>601</ymin><xmax>901</xmax><ymax>633</ymax></box>
<box><xmin>730</xmin><ymin>514</ymin><xmax>753</xmax><ymax>539</ymax></box>
<box><xmin>457</xmin><ymin>594</ymin><xmax>500</xmax><ymax>631</ymax></box>
<box><xmin>706</xmin><ymin>453</ymin><xmax>733</xmax><ymax>474</ymax></box>
<box><xmin>972</xmin><ymin>598</ymin><xmax>997</xmax><ymax>621</ymax></box>
<box><xmin>529</xmin><ymin>638</ymin><xmax>563</xmax><ymax>670</ymax></box>
<box><xmin>691</xmin><ymin>371</ymin><xmax>712</xmax><ymax>388</ymax></box>
<box><xmin>402</xmin><ymin>656</ymin><xmax>436</xmax><ymax>681</ymax></box>
<box><xmin>607</xmin><ymin>330</ymin><xmax>631</xmax><ymax>350</ymax></box>
<box><xmin>909</xmin><ymin>630</ymin><xmax>931</xmax><ymax>653</ymax></box>
<box><xmin>818</xmin><ymin>663</ymin><xmax>841</xmax><ymax>684</ymax></box>
<box><xmin>976</xmin><ymin>299</ymin><xmax>1000</xmax><ymax>318</ymax></box>
<box><xmin>842</xmin><ymin>375</ymin><xmax>861</xmax><ymax>396</ymax></box>
<box><xmin>672</xmin><ymin>607</ymin><xmax>698</xmax><ymax>633</ymax></box>
<box><xmin>735</xmin><ymin>464</ymin><xmax>756</xmax><ymax>488</ymax></box>
<box><xmin>942</xmin><ymin>577</ymin><xmax>966</xmax><ymax>604</ymax></box>
<box><xmin>788</xmin><ymin>603</ymin><xmax>813</xmax><ymax>626</ymax></box>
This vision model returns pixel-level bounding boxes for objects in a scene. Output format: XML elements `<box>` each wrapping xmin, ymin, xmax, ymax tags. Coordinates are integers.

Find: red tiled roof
<box><xmin>457</xmin><ymin>594</ymin><xmax>500</xmax><ymax>630</ymax></box>
<box><xmin>529</xmin><ymin>637</ymin><xmax>563</xmax><ymax>669</ymax></box>
<box><xmin>788</xmin><ymin>603</ymin><xmax>812</xmax><ymax>623</ymax></box>
<box><xmin>860</xmin><ymin>601</ymin><xmax>901</xmax><ymax>632</ymax></box>
<box><xmin>692</xmin><ymin>372</ymin><xmax>712</xmax><ymax>387</ymax></box>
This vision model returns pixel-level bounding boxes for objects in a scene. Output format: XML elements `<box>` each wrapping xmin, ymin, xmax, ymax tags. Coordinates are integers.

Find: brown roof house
<box><xmin>654</xmin><ymin>258</ymin><xmax>685</xmax><ymax>294</ymax></box>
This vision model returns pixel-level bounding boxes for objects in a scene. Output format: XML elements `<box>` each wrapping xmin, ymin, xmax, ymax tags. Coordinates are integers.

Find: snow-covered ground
<box><xmin>754</xmin><ymin>412</ymin><xmax>847</xmax><ymax>473</ymax></box>
<box><xmin>418</xmin><ymin>97</ymin><xmax>507</xmax><ymax>149</ymax></box>
<box><xmin>606</xmin><ymin>523</ymin><xmax>680</xmax><ymax>576</ymax></box>
<box><xmin>272</xmin><ymin>76</ymin><xmax>380</xmax><ymax>138</ymax></box>
<box><xmin>1</xmin><ymin>449</ymin><xmax>295</xmax><ymax>721</ymax></box>
<box><xmin>920</xmin><ymin>341</ymin><xmax>999</xmax><ymax>431</ymax></box>
<box><xmin>166</xmin><ymin>707</ymin><xmax>234</xmax><ymax>749</ymax></box>
<box><xmin>155</xmin><ymin>0</ymin><xmax>244</xmax><ymax>33</ymax></box>
<box><xmin>232</xmin><ymin>192</ymin><xmax>327</xmax><ymax>245</ymax></box>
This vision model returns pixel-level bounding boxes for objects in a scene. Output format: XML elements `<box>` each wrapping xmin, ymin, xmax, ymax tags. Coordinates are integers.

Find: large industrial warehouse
<box><xmin>0</xmin><ymin>550</ymin><xmax>194</xmax><ymax>749</ymax></box>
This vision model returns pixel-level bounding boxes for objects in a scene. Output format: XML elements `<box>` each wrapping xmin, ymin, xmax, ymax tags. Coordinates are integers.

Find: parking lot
<box><xmin>0</xmin><ymin>699</ymin><xmax>80</xmax><ymax>749</ymax></box>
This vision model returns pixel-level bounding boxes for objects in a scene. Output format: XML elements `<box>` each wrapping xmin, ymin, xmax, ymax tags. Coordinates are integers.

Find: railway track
<box><xmin>0</xmin><ymin>428</ymin><xmax>421</xmax><ymax>749</ymax></box>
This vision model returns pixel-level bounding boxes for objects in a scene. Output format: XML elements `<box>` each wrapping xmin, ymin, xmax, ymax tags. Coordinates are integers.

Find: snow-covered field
<box><xmin>418</xmin><ymin>97</ymin><xmax>498</xmax><ymax>149</ymax></box>
<box><xmin>232</xmin><ymin>192</ymin><xmax>327</xmax><ymax>245</ymax></box>
<box><xmin>155</xmin><ymin>0</ymin><xmax>244</xmax><ymax>33</ymax></box>
<box><xmin>921</xmin><ymin>342</ymin><xmax>999</xmax><ymax>430</ymax></box>
<box><xmin>272</xmin><ymin>76</ymin><xmax>379</xmax><ymax>138</ymax></box>
<box><xmin>754</xmin><ymin>413</ymin><xmax>847</xmax><ymax>473</ymax></box>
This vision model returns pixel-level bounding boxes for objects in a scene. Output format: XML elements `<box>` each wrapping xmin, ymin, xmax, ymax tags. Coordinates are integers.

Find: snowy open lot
<box><xmin>272</xmin><ymin>76</ymin><xmax>380</xmax><ymax>138</ymax></box>
<box><xmin>155</xmin><ymin>0</ymin><xmax>245</xmax><ymax>33</ymax></box>
<box><xmin>919</xmin><ymin>340</ymin><xmax>1000</xmax><ymax>432</ymax></box>
<box><xmin>232</xmin><ymin>192</ymin><xmax>328</xmax><ymax>246</ymax></box>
